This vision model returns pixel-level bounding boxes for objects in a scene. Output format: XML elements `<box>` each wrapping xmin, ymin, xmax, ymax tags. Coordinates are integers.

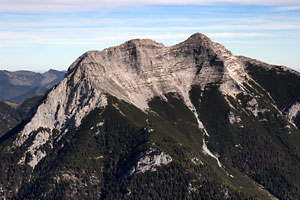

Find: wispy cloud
<box><xmin>1</xmin><ymin>0</ymin><xmax>300</xmax><ymax>12</ymax></box>
<box><xmin>1</xmin><ymin>1</ymin><xmax>299</xmax><ymax>71</ymax></box>
<box><xmin>0</xmin><ymin>31</ymin><xmax>271</xmax><ymax>47</ymax></box>
<box><xmin>2</xmin><ymin>12</ymin><xmax>300</xmax><ymax>32</ymax></box>
<box><xmin>274</xmin><ymin>6</ymin><xmax>300</xmax><ymax>11</ymax></box>
<box><xmin>1</xmin><ymin>6</ymin><xmax>299</xmax><ymax>47</ymax></box>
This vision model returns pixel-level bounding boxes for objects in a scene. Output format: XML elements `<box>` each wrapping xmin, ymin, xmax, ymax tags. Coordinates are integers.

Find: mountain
<box><xmin>0</xmin><ymin>69</ymin><xmax>65</xmax><ymax>103</ymax></box>
<box><xmin>1</xmin><ymin>33</ymin><xmax>300</xmax><ymax>199</ymax></box>
<box><xmin>0</xmin><ymin>96</ymin><xmax>44</xmax><ymax>138</ymax></box>
<box><xmin>0</xmin><ymin>69</ymin><xmax>65</xmax><ymax>138</ymax></box>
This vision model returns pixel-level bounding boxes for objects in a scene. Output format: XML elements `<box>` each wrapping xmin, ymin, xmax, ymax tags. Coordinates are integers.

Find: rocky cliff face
<box><xmin>1</xmin><ymin>33</ymin><xmax>300</xmax><ymax>199</ymax></box>
<box><xmin>66</xmin><ymin>33</ymin><xmax>247</xmax><ymax>110</ymax></box>
<box><xmin>0</xmin><ymin>96</ymin><xmax>44</xmax><ymax>137</ymax></box>
<box><xmin>13</xmin><ymin>33</ymin><xmax>248</xmax><ymax>169</ymax></box>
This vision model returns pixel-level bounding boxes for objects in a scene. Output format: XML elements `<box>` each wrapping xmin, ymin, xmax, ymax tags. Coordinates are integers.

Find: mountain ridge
<box><xmin>11</xmin><ymin>32</ymin><xmax>243</xmax><ymax>161</ymax></box>
<box><xmin>0</xmin><ymin>69</ymin><xmax>66</xmax><ymax>103</ymax></box>
<box><xmin>1</xmin><ymin>33</ymin><xmax>300</xmax><ymax>199</ymax></box>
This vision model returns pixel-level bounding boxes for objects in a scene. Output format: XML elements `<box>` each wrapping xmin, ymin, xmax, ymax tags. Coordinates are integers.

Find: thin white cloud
<box><xmin>0</xmin><ymin>31</ymin><xmax>271</xmax><ymax>47</ymax></box>
<box><xmin>50</xmin><ymin>23</ymin><xmax>300</xmax><ymax>32</ymax></box>
<box><xmin>1</xmin><ymin>0</ymin><xmax>300</xmax><ymax>12</ymax></box>
<box><xmin>274</xmin><ymin>6</ymin><xmax>300</xmax><ymax>11</ymax></box>
<box><xmin>111</xmin><ymin>23</ymin><xmax>300</xmax><ymax>32</ymax></box>
<box><xmin>2</xmin><ymin>17</ymin><xmax>300</xmax><ymax>32</ymax></box>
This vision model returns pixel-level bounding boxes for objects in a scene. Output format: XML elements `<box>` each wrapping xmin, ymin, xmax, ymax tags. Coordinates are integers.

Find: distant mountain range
<box><xmin>0</xmin><ymin>69</ymin><xmax>65</xmax><ymax>103</ymax></box>
<box><xmin>1</xmin><ymin>33</ymin><xmax>300</xmax><ymax>199</ymax></box>
<box><xmin>0</xmin><ymin>69</ymin><xmax>65</xmax><ymax>138</ymax></box>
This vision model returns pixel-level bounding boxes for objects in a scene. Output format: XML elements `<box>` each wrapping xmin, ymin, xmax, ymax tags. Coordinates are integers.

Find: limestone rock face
<box><xmin>128</xmin><ymin>148</ymin><xmax>172</xmax><ymax>175</ymax></box>
<box><xmin>11</xmin><ymin>33</ymin><xmax>253</xmax><ymax>169</ymax></box>
<box><xmin>67</xmin><ymin>33</ymin><xmax>248</xmax><ymax>110</ymax></box>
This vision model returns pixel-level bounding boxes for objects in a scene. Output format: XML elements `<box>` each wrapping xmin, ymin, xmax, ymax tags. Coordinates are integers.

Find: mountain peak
<box><xmin>188</xmin><ymin>32</ymin><xmax>210</xmax><ymax>41</ymax></box>
<box><xmin>124</xmin><ymin>38</ymin><xmax>165</xmax><ymax>48</ymax></box>
<box><xmin>4</xmin><ymin>33</ymin><xmax>300</xmax><ymax>200</ymax></box>
<box><xmin>66</xmin><ymin>33</ymin><xmax>248</xmax><ymax>111</ymax></box>
<box><xmin>12</xmin><ymin>33</ymin><xmax>249</xmax><ymax>168</ymax></box>
<box><xmin>178</xmin><ymin>32</ymin><xmax>213</xmax><ymax>47</ymax></box>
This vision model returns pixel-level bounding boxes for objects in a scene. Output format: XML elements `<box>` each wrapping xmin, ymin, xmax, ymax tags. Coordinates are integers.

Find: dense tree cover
<box><xmin>2</xmin><ymin>63</ymin><xmax>300</xmax><ymax>199</ymax></box>
<box><xmin>0</xmin><ymin>95</ymin><xmax>265</xmax><ymax>199</ymax></box>
<box><xmin>190</xmin><ymin>82</ymin><xmax>300</xmax><ymax>199</ymax></box>
<box><xmin>0</xmin><ymin>95</ymin><xmax>44</xmax><ymax>137</ymax></box>
<box><xmin>245</xmin><ymin>62</ymin><xmax>300</xmax><ymax>110</ymax></box>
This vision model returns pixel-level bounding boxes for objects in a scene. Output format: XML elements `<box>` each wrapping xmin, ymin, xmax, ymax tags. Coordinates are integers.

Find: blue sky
<box><xmin>0</xmin><ymin>0</ymin><xmax>300</xmax><ymax>72</ymax></box>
